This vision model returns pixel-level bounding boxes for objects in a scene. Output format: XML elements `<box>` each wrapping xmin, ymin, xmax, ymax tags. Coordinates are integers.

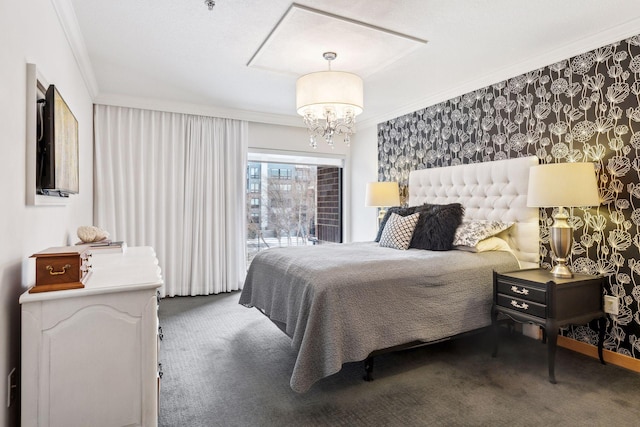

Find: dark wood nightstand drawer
<box><xmin>496</xmin><ymin>279</ymin><xmax>546</xmax><ymax>304</ymax></box>
<box><xmin>497</xmin><ymin>294</ymin><xmax>546</xmax><ymax>318</ymax></box>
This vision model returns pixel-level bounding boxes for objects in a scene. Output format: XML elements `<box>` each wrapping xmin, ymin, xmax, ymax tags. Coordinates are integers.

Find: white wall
<box><xmin>0</xmin><ymin>0</ymin><xmax>94</xmax><ymax>424</ymax></box>
<box><xmin>348</xmin><ymin>123</ymin><xmax>379</xmax><ymax>242</ymax></box>
<box><xmin>248</xmin><ymin>121</ymin><xmax>350</xmax><ymax>156</ymax></box>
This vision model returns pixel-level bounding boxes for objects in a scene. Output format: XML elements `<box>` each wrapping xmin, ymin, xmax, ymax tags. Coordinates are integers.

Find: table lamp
<box><xmin>365</xmin><ymin>182</ymin><xmax>400</xmax><ymax>221</ymax></box>
<box><xmin>527</xmin><ymin>162</ymin><xmax>600</xmax><ymax>278</ymax></box>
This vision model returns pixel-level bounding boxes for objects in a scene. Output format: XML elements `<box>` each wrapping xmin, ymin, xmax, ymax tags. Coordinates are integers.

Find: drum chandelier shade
<box><xmin>295</xmin><ymin>71</ymin><xmax>364</xmax><ymax>117</ymax></box>
<box><xmin>295</xmin><ymin>52</ymin><xmax>364</xmax><ymax>148</ymax></box>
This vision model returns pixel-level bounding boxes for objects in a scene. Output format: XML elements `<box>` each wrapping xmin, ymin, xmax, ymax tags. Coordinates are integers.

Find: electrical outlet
<box><xmin>604</xmin><ymin>295</ymin><xmax>619</xmax><ymax>316</ymax></box>
<box><xmin>6</xmin><ymin>368</ymin><xmax>16</xmax><ymax>408</ymax></box>
<box><xmin>522</xmin><ymin>323</ymin><xmax>541</xmax><ymax>340</ymax></box>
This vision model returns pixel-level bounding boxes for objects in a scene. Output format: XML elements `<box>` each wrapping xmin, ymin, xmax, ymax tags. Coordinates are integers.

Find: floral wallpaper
<box><xmin>377</xmin><ymin>34</ymin><xmax>640</xmax><ymax>359</ymax></box>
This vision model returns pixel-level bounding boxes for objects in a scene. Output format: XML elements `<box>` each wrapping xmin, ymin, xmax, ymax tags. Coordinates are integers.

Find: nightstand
<box><xmin>491</xmin><ymin>268</ymin><xmax>605</xmax><ymax>384</ymax></box>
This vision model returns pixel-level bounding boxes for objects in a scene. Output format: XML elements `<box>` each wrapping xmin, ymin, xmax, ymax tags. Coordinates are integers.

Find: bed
<box><xmin>239</xmin><ymin>156</ymin><xmax>540</xmax><ymax>392</ymax></box>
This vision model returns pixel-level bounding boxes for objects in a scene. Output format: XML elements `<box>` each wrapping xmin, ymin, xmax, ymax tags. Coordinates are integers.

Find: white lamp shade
<box><xmin>365</xmin><ymin>182</ymin><xmax>400</xmax><ymax>207</ymax></box>
<box><xmin>527</xmin><ymin>162</ymin><xmax>600</xmax><ymax>208</ymax></box>
<box><xmin>296</xmin><ymin>70</ymin><xmax>364</xmax><ymax>117</ymax></box>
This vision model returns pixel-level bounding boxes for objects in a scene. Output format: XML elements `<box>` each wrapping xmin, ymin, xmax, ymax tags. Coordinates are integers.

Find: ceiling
<box><xmin>61</xmin><ymin>0</ymin><xmax>640</xmax><ymax>128</ymax></box>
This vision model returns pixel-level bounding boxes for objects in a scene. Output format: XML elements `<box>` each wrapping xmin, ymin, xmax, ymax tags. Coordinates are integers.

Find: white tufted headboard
<box><xmin>408</xmin><ymin>156</ymin><xmax>540</xmax><ymax>268</ymax></box>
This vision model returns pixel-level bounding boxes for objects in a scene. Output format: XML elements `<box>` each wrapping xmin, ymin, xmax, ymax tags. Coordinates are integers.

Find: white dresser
<box><xmin>20</xmin><ymin>246</ymin><xmax>163</xmax><ymax>427</ymax></box>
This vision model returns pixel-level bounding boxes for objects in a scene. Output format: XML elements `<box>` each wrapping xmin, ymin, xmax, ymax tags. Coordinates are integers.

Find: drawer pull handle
<box><xmin>511</xmin><ymin>300</ymin><xmax>529</xmax><ymax>310</ymax></box>
<box><xmin>511</xmin><ymin>286</ymin><xmax>529</xmax><ymax>296</ymax></box>
<box><xmin>46</xmin><ymin>264</ymin><xmax>71</xmax><ymax>276</ymax></box>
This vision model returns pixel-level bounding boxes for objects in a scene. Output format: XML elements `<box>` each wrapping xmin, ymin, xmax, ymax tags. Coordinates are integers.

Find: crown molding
<box><xmin>50</xmin><ymin>0</ymin><xmax>99</xmax><ymax>99</ymax></box>
<box><xmin>94</xmin><ymin>93</ymin><xmax>305</xmax><ymax>127</ymax></box>
<box><xmin>359</xmin><ymin>16</ymin><xmax>640</xmax><ymax>129</ymax></box>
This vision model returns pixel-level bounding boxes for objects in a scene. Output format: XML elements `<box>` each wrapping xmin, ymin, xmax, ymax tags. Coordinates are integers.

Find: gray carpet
<box><xmin>158</xmin><ymin>292</ymin><xmax>640</xmax><ymax>427</ymax></box>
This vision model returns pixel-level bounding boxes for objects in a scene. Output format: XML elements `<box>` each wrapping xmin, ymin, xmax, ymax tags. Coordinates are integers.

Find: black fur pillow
<box><xmin>409</xmin><ymin>203</ymin><xmax>465</xmax><ymax>250</ymax></box>
<box><xmin>374</xmin><ymin>206</ymin><xmax>419</xmax><ymax>242</ymax></box>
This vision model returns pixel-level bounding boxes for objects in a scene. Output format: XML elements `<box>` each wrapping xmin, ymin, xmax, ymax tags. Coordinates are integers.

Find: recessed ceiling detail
<box><xmin>247</xmin><ymin>3</ymin><xmax>428</xmax><ymax>78</ymax></box>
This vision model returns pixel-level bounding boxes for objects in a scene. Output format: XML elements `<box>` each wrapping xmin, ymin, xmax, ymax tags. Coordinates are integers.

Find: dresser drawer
<box><xmin>497</xmin><ymin>279</ymin><xmax>546</xmax><ymax>304</ymax></box>
<box><xmin>497</xmin><ymin>294</ymin><xmax>546</xmax><ymax>318</ymax></box>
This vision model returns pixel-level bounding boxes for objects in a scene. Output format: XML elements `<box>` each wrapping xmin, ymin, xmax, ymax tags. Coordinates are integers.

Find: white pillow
<box><xmin>453</xmin><ymin>220</ymin><xmax>514</xmax><ymax>248</ymax></box>
<box><xmin>455</xmin><ymin>236</ymin><xmax>512</xmax><ymax>253</ymax></box>
<box><xmin>379</xmin><ymin>212</ymin><xmax>420</xmax><ymax>250</ymax></box>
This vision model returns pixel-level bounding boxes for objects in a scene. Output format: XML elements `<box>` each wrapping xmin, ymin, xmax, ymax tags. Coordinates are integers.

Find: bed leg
<box><xmin>363</xmin><ymin>357</ymin><xmax>374</xmax><ymax>382</ymax></box>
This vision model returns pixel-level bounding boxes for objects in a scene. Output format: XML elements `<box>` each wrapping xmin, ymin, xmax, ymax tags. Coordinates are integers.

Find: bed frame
<box><xmin>363</xmin><ymin>156</ymin><xmax>540</xmax><ymax>380</ymax></box>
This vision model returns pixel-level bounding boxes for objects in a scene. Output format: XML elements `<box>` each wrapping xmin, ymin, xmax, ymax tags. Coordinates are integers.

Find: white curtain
<box><xmin>94</xmin><ymin>105</ymin><xmax>248</xmax><ymax>296</ymax></box>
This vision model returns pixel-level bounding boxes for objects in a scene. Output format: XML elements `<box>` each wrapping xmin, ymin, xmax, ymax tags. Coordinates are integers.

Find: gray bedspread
<box><xmin>239</xmin><ymin>242</ymin><xmax>519</xmax><ymax>392</ymax></box>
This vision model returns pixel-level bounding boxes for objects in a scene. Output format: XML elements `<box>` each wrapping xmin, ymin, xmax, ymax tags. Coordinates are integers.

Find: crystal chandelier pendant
<box><xmin>295</xmin><ymin>52</ymin><xmax>363</xmax><ymax>149</ymax></box>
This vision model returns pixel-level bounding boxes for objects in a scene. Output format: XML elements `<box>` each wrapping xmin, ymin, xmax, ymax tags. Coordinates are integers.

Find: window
<box><xmin>269</xmin><ymin>168</ymin><xmax>292</xmax><ymax>179</ymax></box>
<box><xmin>249</xmin><ymin>166</ymin><xmax>260</xmax><ymax>179</ymax></box>
<box><xmin>246</xmin><ymin>156</ymin><xmax>343</xmax><ymax>264</ymax></box>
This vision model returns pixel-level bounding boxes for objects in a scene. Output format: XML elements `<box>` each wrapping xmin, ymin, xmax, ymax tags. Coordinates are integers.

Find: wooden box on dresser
<box><xmin>20</xmin><ymin>246</ymin><xmax>163</xmax><ymax>427</ymax></box>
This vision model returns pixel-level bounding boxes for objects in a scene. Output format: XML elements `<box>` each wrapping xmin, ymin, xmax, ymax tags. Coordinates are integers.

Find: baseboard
<box><xmin>557</xmin><ymin>336</ymin><xmax>640</xmax><ymax>373</ymax></box>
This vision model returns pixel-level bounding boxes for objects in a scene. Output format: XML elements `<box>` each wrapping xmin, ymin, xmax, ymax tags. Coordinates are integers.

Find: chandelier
<box><xmin>296</xmin><ymin>52</ymin><xmax>363</xmax><ymax>148</ymax></box>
